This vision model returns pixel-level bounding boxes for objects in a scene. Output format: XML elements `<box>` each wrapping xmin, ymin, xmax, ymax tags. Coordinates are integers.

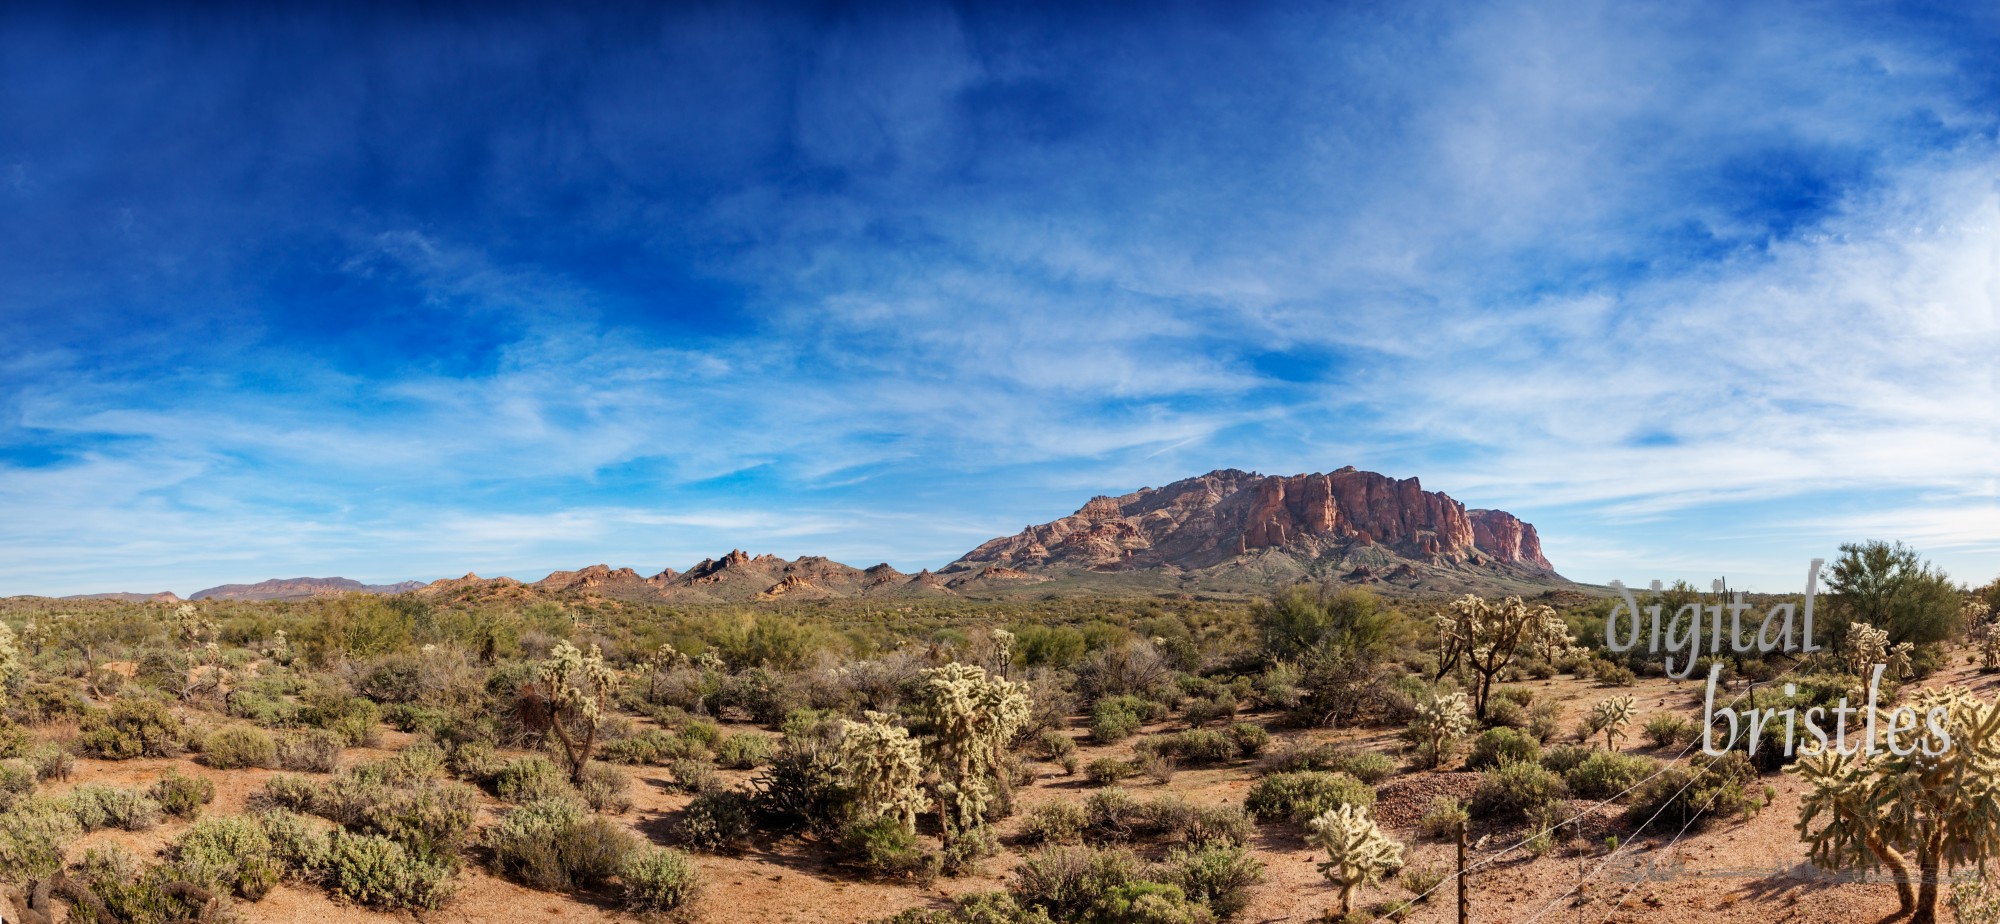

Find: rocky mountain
<box><xmin>188</xmin><ymin>577</ymin><xmax>426</xmax><ymax>601</ymax></box>
<box><xmin>943</xmin><ymin>468</ymin><xmax>1559</xmax><ymax>593</ymax></box>
<box><xmin>419</xmin><ymin>467</ymin><xmax>1566</xmax><ymax>604</ymax></box>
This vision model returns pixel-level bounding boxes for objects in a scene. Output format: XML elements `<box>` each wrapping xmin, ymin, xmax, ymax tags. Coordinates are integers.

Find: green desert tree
<box><xmin>1825</xmin><ymin>541</ymin><xmax>1962</xmax><ymax>649</ymax></box>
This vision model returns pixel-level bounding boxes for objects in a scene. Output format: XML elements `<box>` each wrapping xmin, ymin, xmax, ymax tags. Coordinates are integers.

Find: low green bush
<box><xmin>324</xmin><ymin>829</ymin><xmax>457</xmax><ymax>910</ymax></box>
<box><xmin>1244</xmin><ymin>771</ymin><xmax>1374</xmax><ymax>823</ymax></box>
<box><xmin>1163</xmin><ymin>843</ymin><xmax>1264</xmax><ymax>920</ymax></box>
<box><xmin>1138</xmin><ymin>730</ymin><xmax>1235</xmax><ymax>766</ymax></box>
<box><xmin>1469</xmin><ymin>761</ymin><xmax>1568</xmax><ymax>821</ymax></box>
<box><xmin>277</xmin><ymin>728</ymin><xmax>345</xmax><ymax>772</ymax></box>
<box><xmin>171</xmin><ymin>813</ymin><xmax>283</xmax><ymax>900</ymax></box>
<box><xmin>1023</xmin><ymin>800</ymin><xmax>1088</xmax><ymax>845</ymax></box>
<box><xmin>0</xmin><ymin>796</ymin><xmax>81</xmax><ymax>880</ymax></box>
<box><xmin>487</xmin><ymin>798</ymin><xmax>638</xmax><ymax>891</ymax></box>
<box><xmin>715</xmin><ymin>733</ymin><xmax>775</xmax><ymax>770</ymax></box>
<box><xmin>620</xmin><ymin>846</ymin><xmax>703</xmax><ymax>917</ymax></box>
<box><xmin>202</xmin><ymin>725</ymin><xmax>278</xmax><ymax>770</ymax></box>
<box><xmin>150</xmin><ymin>768</ymin><xmax>216</xmax><ymax>820</ymax></box>
<box><xmin>1226</xmin><ymin>724</ymin><xmax>1269</xmax><ymax>758</ymax></box>
<box><xmin>1642</xmin><ymin>713</ymin><xmax>1697</xmax><ymax>749</ymax></box>
<box><xmin>65</xmin><ymin>784</ymin><xmax>162</xmax><ymax>832</ymax></box>
<box><xmin>1466</xmin><ymin>727</ymin><xmax>1540</xmax><ymax>770</ymax></box>
<box><xmin>1087</xmin><ymin>757</ymin><xmax>1137</xmax><ymax>786</ymax></box>
<box><xmin>1564</xmin><ymin>751</ymin><xmax>1655</xmax><ymax>800</ymax></box>
<box><xmin>79</xmin><ymin>697</ymin><xmax>188</xmax><ymax>759</ymax></box>
<box><xmin>678</xmin><ymin>788</ymin><xmax>754</xmax><ymax>852</ymax></box>
<box><xmin>495</xmin><ymin>755</ymin><xmax>577</xmax><ymax>804</ymax></box>
<box><xmin>839</xmin><ymin>813</ymin><xmax>939</xmax><ymax>881</ymax></box>
<box><xmin>0</xmin><ymin>759</ymin><xmax>34</xmax><ymax>810</ymax></box>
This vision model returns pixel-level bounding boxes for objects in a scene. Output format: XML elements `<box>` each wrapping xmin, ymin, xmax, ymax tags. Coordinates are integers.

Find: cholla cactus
<box><xmin>173</xmin><ymin>603</ymin><xmax>217</xmax><ymax>647</ymax></box>
<box><xmin>1794</xmin><ymin>687</ymin><xmax>2000</xmax><ymax>924</ymax></box>
<box><xmin>837</xmin><ymin>711</ymin><xmax>930</xmax><ymax>834</ymax></box>
<box><xmin>521</xmin><ymin>642</ymin><xmax>622</xmax><ymax>784</ymax></box>
<box><xmin>696</xmin><ymin>649</ymin><xmax>727</xmax><ymax>672</ymax></box>
<box><xmin>1844</xmin><ymin>622</ymin><xmax>1891</xmax><ymax>675</ymax></box>
<box><xmin>1408</xmin><ymin>692</ymin><xmax>1473</xmax><ymax>769</ymax></box>
<box><xmin>1306</xmin><ymin>803</ymin><xmax>1404</xmax><ymax>915</ymax></box>
<box><xmin>1434</xmin><ymin>595</ymin><xmax>1567</xmax><ymax>719</ymax></box>
<box><xmin>0</xmin><ymin>621</ymin><xmax>23</xmax><ymax>702</ymax></box>
<box><xmin>1526</xmin><ymin>607</ymin><xmax>1582</xmax><ymax>664</ymax></box>
<box><xmin>1980</xmin><ymin>633</ymin><xmax>2000</xmax><ymax>673</ymax></box>
<box><xmin>991</xmin><ymin>628</ymin><xmax>1016</xmax><ymax>671</ymax></box>
<box><xmin>262</xmin><ymin>629</ymin><xmax>294</xmax><ymax>665</ymax></box>
<box><xmin>914</xmin><ymin>662</ymin><xmax>1032</xmax><ymax>844</ymax></box>
<box><xmin>1587</xmin><ymin>695</ymin><xmax>1637</xmax><ymax>749</ymax></box>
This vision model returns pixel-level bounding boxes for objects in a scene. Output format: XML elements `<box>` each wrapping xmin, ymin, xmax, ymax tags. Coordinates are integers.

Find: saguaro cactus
<box><xmin>1306</xmin><ymin>803</ymin><xmax>1404</xmax><ymax>915</ymax></box>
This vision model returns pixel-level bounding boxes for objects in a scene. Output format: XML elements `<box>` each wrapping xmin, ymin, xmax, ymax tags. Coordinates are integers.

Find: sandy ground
<box><xmin>18</xmin><ymin>662</ymin><xmax>2000</xmax><ymax>924</ymax></box>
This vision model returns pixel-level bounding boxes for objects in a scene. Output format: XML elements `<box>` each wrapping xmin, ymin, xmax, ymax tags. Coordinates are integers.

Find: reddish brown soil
<box><xmin>17</xmin><ymin>662</ymin><xmax>2000</xmax><ymax>923</ymax></box>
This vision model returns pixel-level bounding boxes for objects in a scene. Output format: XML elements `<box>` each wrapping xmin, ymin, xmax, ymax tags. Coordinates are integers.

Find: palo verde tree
<box><xmin>1306</xmin><ymin>803</ymin><xmax>1404</xmax><ymax>916</ymax></box>
<box><xmin>1255</xmin><ymin>584</ymin><xmax>1403</xmax><ymax>661</ymax></box>
<box><xmin>1794</xmin><ymin>687</ymin><xmax>2000</xmax><ymax>924</ymax></box>
<box><xmin>517</xmin><ymin>641</ymin><xmax>622</xmax><ymax>785</ymax></box>
<box><xmin>1825</xmin><ymin>541</ymin><xmax>1962</xmax><ymax>650</ymax></box>
<box><xmin>912</xmin><ymin>662</ymin><xmax>1031</xmax><ymax>848</ymax></box>
<box><xmin>1434</xmin><ymin>595</ymin><xmax>1573</xmax><ymax>719</ymax></box>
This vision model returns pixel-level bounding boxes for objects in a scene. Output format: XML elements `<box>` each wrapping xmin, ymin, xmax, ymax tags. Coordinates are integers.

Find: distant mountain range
<box><xmin>42</xmin><ymin>467</ymin><xmax>1574</xmax><ymax>602</ymax></box>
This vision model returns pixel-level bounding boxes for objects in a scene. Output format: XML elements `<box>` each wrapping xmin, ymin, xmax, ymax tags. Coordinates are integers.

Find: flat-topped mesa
<box><xmin>947</xmin><ymin>467</ymin><xmax>1558</xmax><ymax>577</ymax></box>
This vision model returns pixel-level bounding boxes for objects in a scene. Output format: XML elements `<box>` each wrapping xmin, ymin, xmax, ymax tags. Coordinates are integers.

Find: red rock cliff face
<box><xmin>1467</xmin><ymin>509</ymin><xmax>1553</xmax><ymax>570</ymax></box>
<box><xmin>949</xmin><ymin>468</ymin><xmax>1557</xmax><ymax>576</ymax></box>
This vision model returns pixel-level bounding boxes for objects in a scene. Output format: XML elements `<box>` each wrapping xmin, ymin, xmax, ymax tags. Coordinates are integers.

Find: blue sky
<box><xmin>2</xmin><ymin>1</ymin><xmax>1996</xmax><ymax>596</ymax></box>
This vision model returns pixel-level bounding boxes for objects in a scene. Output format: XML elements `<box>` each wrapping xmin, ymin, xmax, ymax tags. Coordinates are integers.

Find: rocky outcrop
<box><xmin>62</xmin><ymin>591</ymin><xmax>183</xmax><ymax>603</ymax></box>
<box><xmin>947</xmin><ymin>468</ymin><xmax>1558</xmax><ymax>581</ymax></box>
<box><xmin>531</xmin><ymin>564</ymin><xmax>648</xmax><ymax>594</ymax></box>
<box><xmin>1467</xmin><ymin>509</ymin><xmax>1552</xmax><ymax>570</ymax></box>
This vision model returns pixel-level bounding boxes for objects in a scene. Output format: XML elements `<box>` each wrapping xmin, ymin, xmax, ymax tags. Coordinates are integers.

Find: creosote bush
<box><xmin>1244</xmin><ymin>771</ymin><xmax>1374</xmax><ymax>824</ymax></box>
<box><xmin>488</xmin><ymin>797</ymin><xmax>638</xmax><ymax>891</ymax></box>
<box><xmin>277</xmin><ymin>729</ymin><xmax>345</xmax><ymax>772</ymax></box>
<box><xmin>151</xmin><ymin>768</ymin><xmax>216</xmax><ymax>820</ymax></box>
<box><xmin>202</xmin><ymin>725</ymin><xmax>277</xmax><ymax>769</ymax></box>
<box><xmin>1469</xmin><ymin>761</ymin><xmax>1568</xmax><ymax>821</ymax></box>
<box><xmin>79</xmin><ymin>697</ymin><xmax>188</xmax><ymax>759</ymax></box>
<box><xmin>620</xmin><ymin>846</ymin><xmax>702</xmax><ymax>918</ymax></box>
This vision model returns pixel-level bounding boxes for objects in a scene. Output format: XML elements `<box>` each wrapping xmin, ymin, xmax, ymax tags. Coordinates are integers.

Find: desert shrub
<box><xmin>202</xmin><ymin>725</ymin><xmax>277</xmax><ymax>769</ymax></box>
<box><xmin>1469</xmin><ymin>761</ymin><xmax>1568</xmax><ymax>821</ymax></box>
<box><xmin>1564</xmin><ymin>751</ymin><xmax>1655</xmax><ymax>800</ymax></box>
<box><xmin>384</xmin><ymin>702</ymin><xmax>448</xmax><ymax>735</ymax></box>
<box><xmin>1483</xmin><ymin>697</ymin><xmax>1527</xmax><ymax>730</ymax></box>
<box><xmin>877</xmin><ymin>891</ymin><xmax>1056</xmax><ymax>924</ymax></box>
<box><xmin>79</xmin><ymin>697</ymin><xmax>188</xmax><ymax>759</ymax></box>
<box><xmin>150</xmin><ymin>768</ymin><xmax>216</xmax><ymax>819</ymax></box>
<box><xmin>446</xmin><ymin>739</ymin><xmax>503</xmax><ymax>781</ymax></box>
<box><xmin>1175</xmin><ymin>804</ymin><xmax>1254</xmax><ymax>848</ymax></box>
<box><xmin>1087</xmin><ymin>757</ymin><xmax>1138</xmax><ymax>786</ymax></box>
<box><xmin>65</xmin><ymin>784</ymin><xmax>162</xmax><ymax>832</ymax></box>
<box><xmin>1399</xmin><ymin>863</ymin><xmax>1449</xmax><ymax>899</ymax></box>
<box><xmin>487</xmin><ymin>797</ymin><xmax>638</xmax><ymax>890</ymax></box>
<box><xmin>1164</xmin><ymin>843</ymin><xmax>1264</xmax><ymax>920</ymax></box>
<box><xmin>15</xmin><ymin>682</ymin><xmax>90</xmax><ymax>725</ymax></box>
<box><xmin>1084</xmin><ymin>787</ymin><xmax>1148</xmax><ymax>841</ymax></box>
<box><xmin>579</xmin><ymin>761</ymin><xmax>634</xmax><ymax>814</ymax></box>
<box><xmin>0</xmin><ymin>796</ymin><xmax>80</xmax><ymax>880</ymax></box>
<box><xmin>251</xmin><ymin>774</ymin><xmax>323</xmax><ymax>814</ymax></box>
<box><xmin>602</xmin><ymin>728</ymin><xmax>703</xmax><ymax>766</ymax></box>
<box><xmin>1183</xmin><ymin>694</ymin><xmax>1238</xmax><ymax>728</ymax></box>
<box><xmin>495</xmin><ymin>755</ymin><xmax>578</xmax><ymax>804</ymax></box>
<box><xmin>172</xmin><ymin>813</ymin><xmax>283</xmax><ymax>900</ymax></box>
<box><xmin>1595</xmin><ymin>663</ymin><xmax>1637</xmax><ymax>687</ymax></box>
<box><xmin>259</xmin><ymin>808</ymin><xmax>334</xmax><ymax>876</ymax></box>
<box><xmin>1244</xmin><ymin>771</ymin><xmax>1374</xmax><ymax>824</ymax></box>
<box><xmin>23</xmin><ymin>741</ymin><xmax>74</xmax><ymax>782</ymax></box>
<box><xmin>680</xmin><ymin>789</ymin><xmax>755</xmax><ymax>853</ymax></box>
<box><xmin>621</xmin><ymin>846</ymin><xmax>702</xmax><ymax>917</ymax></box>
<box><xmin>1090</xmin><ymin>703</ymin><xmax>1144</xmax><ymax>744</ymax></box>
<box><xmin>1466</xmin><ymin>727</ymin><xmax>1541</xmax><ymax>770</ymax></box>
<box><xmin>1623</xmin><ymin>751</ymin><xmax>1753</xmax><ymax>832</ymax></box>
<box><xmin>324</xmin><ymin>829</ymin><xmax>457</xmax><ymax>910</ymax></box>
<box><xmin>61</xmin><ymin>845</ymin><xmax>216</xmax><ymax>924</ymax></box>
<box><xmin>1139</xmin><ymin>730</ymin><xmax>1235</xmax><ymax>766</ymax></box>
<box><xmin>1024</xmin><ymin>800</ymin><xmax>1089</xmax><ymax>845</ymax></box>
<box><xmin>1091</xmin><ymin>881</ymin><xmax>1215</xmax><ymax>924</ymax></box>
<box><xmin>303</xmin><ymin>692</ymin><xmax>381</xmax><ymax>747</ymax></box>
<box><xmin>1226</xmin><ymin>724</ymin><xmax>1269</xmax><ymax>758</ymax></box>
<box><xmin>715</xmin><ymin>733</ymin><xmax>775</xmax><ymax>770</ymax></box>
<box><xmin>1539</xmin><ymin>744</ymin><xmax>1593</xmax><ymax>775</ymax></box>
<box><xmin>840</xmin><ymin>813</ymin><xmax>940</xmax><ymax>881</ymax></box>
<box><xmin>1260</xmin><ymin>743</ymin><xmax>1394</xmax><ymax>783</ymax></box>
<box><xmin>1417</xmin><ymin>797</ymin><xmax>1468</xmax><ymax>839</ymax></box>
<box><xmin>667</xmin><ymin>757</ymin><xmax>722</xmax><ymax>794</ymax></box>
<box><xmin>277</xmin><ymin>728</ymin><xmax>344</xmax><ymax>772</ymax></box>
<box><xmin>1526</xmin><ymin>701</ymin><xmax>1565</xmax><ymax>742</ymax></box>
<box><xmin>1038</xmin><ymin>729</ymin><xmax>1079</xmax><ymax>761</ymax></box>
<box><xmin>1493</xmin><ymin>686</ymin><xmax>1535</xmax><ymax>707</ymax></box>
<box><xmin>358</xmin><ymin>780</ymin><xmax>481</xmax><ymax>862</ymax></box>
<box><xmin>0</xmin><ymin>759</ymin><xmax>33</xmax><ymax>810</ymax></box>
<box><xmin>1011</xmin><ymin>845</ymin><xmax>1141</xmax><ymax>921</ymax></box>
<box><xmin>1642</xmin><ymin>713</ymin><xmax>1697</xmax><ymax>749</ymax></box>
